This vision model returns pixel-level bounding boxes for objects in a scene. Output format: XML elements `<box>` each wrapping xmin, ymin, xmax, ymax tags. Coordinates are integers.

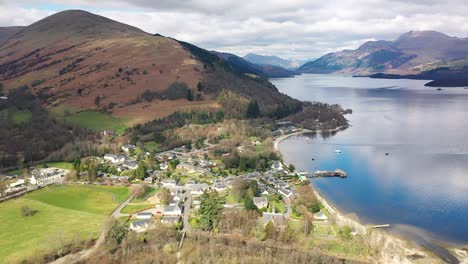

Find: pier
<box><xmin>300</xmin><ymin>169</ymin><xmax>347</xmax><ymax>179</ymax></box>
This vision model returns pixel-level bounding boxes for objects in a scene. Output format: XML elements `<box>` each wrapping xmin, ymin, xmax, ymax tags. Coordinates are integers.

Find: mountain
<box><xmin>298</xmin><ymin>31</ymin><xmax>468</xmax><ymax>75</ymax></box>
<box><xmin>243</xmin><ymin>53</ymin><xmax>294</xmax><ymax>69</ymax></box>
<box><xmin>212</xmin><ymin>51</ymin><xmax>297</xmax><ymax>78</ymax></box>
<box><xmin>0</xmin><ymin>10</ymin><xmax>301</xmax><ymax>123</ymax></box>
<box><xmin>0</xmin><ymin>26</ymin><xmax>24</xmax><ymax>44</ymax></box>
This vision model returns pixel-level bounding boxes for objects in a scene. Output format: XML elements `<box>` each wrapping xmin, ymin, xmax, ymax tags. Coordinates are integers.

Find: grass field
<box><xmin>0</xmin><ymin>184</ymin><xmax>128</xmax><ymax>263</ymax></box>
<box><xmin>63</xmin><ymin>111</ymin><xmax>129</xmax><ymax>135</ymax></box>
<box><xmin>0</xmin><ymin>109</ymin><xmax>32</xmax><ymax>124</ymax></box>
<box><xmin>13</xmin><ymin>110</ymin><xmax>32</xmax><ymax>124</ymax></box>
<box><xmin>51</xmin><ymin>107</ymin><xmax>129</xmax><ymax>135</ymax></box>
<box><xmin>41</xmin><ymin>162</ymin><xmax>74</xmax><ymax>170</ymax></box>
<box><xmin>144</xmin><ymin>141</ymin><xmax>161</xmax><ymax>153</ymax></box>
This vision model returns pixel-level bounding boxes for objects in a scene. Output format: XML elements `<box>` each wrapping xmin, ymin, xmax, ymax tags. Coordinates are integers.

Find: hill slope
<box><xmin>244</xmin><ymin>53</ymin><xmax>296</xmax><ymax>69</ymax></box>
<box><xmin>0</xmin><ymin>26</ymin><xmax>24</xmax><ymax>44</ymax></box>
<box><xmin>298</xmin><ymin>31</ymin><xmax>468</xmax><ymax>75</ymax></box>
<box><xmin>212</xmin><ymin>51</ymin><xmax>297</xmax><ymax>78</ymax></box>
<box><xmin>0</xmin><ymin>10</ymin><xmax>300</xmax><ymax>124</ymax></box>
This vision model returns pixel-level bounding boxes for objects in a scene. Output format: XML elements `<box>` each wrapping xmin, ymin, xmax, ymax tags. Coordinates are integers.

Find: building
<box><xmin>29</xmin><ymin>168</ymin><xmax>67</xmax><ymax>185</ymax></box>
<box><xmin>161</xmin><ymin>179</ymin><xmax>177</xmax><ymax>188</ymax></box>
<box><xmin>122</xmin><ymin>144</ymin><xmax>136</xmax><ymax>152</ymax></box>
<box><xmin>213</xmin><ymin>182</ymin><xmax>227</xmax><ymax>192</ymax></box>
<box><xmin>253</xmin><ymin>197</ymin><xmax>268</xmax><ymax>209</ymax></box>
<box><xmin>278</xmin><ymin>188</ymin><xmax>293</xmax><ymax>198</ymax></box>
<box><xmin>144</xmin><ymin>177</ymin><xmax>153</xmax><ymax>184</ymax></box>
<box><xmin>130</xmin><ymin>219</ymin><xmax>151</xmax><ymax>232</ymax></box>
<box><xmin>9</xmin><ymin>179</ymin><xmax>25</xmax><ymax>188</ymax></box>
<box><xmin>123</xmin><ymin>160</ymin><xmax>138</xmax><ymax>170</ymax></box>
<box><xmin>135</xmin><ymin>211</ymin><xmax>153</xmax><ymax>219</ymax></box>
<box><xmin>101</xmin><ymin>130</ymin><xmax>115</xmax><ymax>137</ymax></box>
<box><xmin>261</xmin><ymin>212</ymin><xmax>286</xmax><ymax>228</ymax></box>
<box><xmin>271</xmin><ymin>161</ymin><xmax>284</xmax><ymax>171</ymax></box>
<box><xmin>164</xmin><ymin>203</ymin><xmax>182</xmax><ymax>216</ymax></box>
<box><xmin>104</xmin><ymin>154</ymin><xmax>127</xmax><ymax>163</ymax></box>
<box><xmin>184</xmin><ymin>183</ymin><xmax>209</xmax><ymax>196</ymax></box>
<box><xmin>314</xmin><ymin>210</ymin><xmax>328</xmax><ymax>220</ymax></box>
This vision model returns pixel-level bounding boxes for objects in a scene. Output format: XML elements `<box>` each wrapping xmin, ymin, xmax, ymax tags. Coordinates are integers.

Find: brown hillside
<box><xmin>0</xmin><ymin>26</ymin><xmax>24</xmax><ymax>44</ymax></box>
<box><xmin>0</xmin><ymin>10</ymin><xmax>212</xmax><ymax>122</ymax></box>
<box><xmin>0</xmin><ymin>10</ymin><xmax>300</xmax><ymax>123</ymax></box>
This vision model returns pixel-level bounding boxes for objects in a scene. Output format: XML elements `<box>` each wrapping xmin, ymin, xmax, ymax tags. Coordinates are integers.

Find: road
<box><xmin>283</xmin><ymin>196</ymin><xmax>292</xmax><ymax>218</ymax></box>
<box><xmin>51</xmin><ymin>194</ymin><xmax>134</xmax><ymax>264</ymax></box>
<box><xmin>182</xmin><ymin>195</ymin><xmax>191</xmax><ymax>232</ymax></box>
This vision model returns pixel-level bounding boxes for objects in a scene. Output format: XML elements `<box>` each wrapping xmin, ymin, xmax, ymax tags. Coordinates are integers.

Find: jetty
<box><xmin>299</xmin><ymin>169</ymin><xmax>347</xmax><ymax>179</ymax></box>
<box><xmin>370</xmin><ymin>224</ymin><xmax>390</xmax><ymax>228</ymax></box>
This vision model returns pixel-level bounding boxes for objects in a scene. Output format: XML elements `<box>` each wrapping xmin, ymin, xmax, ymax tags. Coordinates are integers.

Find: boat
<box><xmin>335</xmin><ymin>149</ymin><xmax>342</xmax><ymax>154</ymax></box>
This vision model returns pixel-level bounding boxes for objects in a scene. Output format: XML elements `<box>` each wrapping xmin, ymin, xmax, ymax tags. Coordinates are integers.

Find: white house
<box><xmin>104</xmin><ymin>154</ymin><xmax>127</xmax><ymax>163</ymax></box>
<box><xmin>314</xmin><ymin>210</ymin><xmax>328</xmax><ymax>220</ymax></box>
<box><xmin>144</xmin><ymin>177</ymin><xmax>153</xmax><ymax>184</ymax></box>
<box><xmin>160</xmin><ymin>162</ymin><xmax>169</xmax><ymax>170</ymax></box>
<box><xmin>29</xmin><ymin>168</ymin><xmax>67</xmax><ymax>185</ymax></box>
<box><xmin>163</xmin><ymin>203</ymin><xmax>182</xmax><ymax>216</ymax></box>
<box><xmin>123</xmin><ymin>160</ymin><xmax>138</xmax><ymax>170</ymax></box>
<box><xmin>184</xmin><ymin>183</ymin><xmax>208</xmax><ymax>196</ymax></box>
<box><xmin>271</xmin><ymin>161</ymin><xmax>284</xmax><ymax>171</ymax></box>
<box><xmin>253</xmin><ymin>197</ymin><xmax>268</xmax><ymax>209</ymax></box>
<box><xmin>161</xmin><ymin>179</ymin><xmax>177</xmax><ymax>188</ymax></box>
<box><xmin>122</xmin><ymin>144</ymin><xmax>136</xmax><ymax>152</ymax></box>
<box><xmin>9</xmin><ymin>179</ymin><xmax>25</xmax><ymax>188</ymax></box>
<box><xmin>130</xmin><ymin>219</ymin><xmax>151</xmax><ymax>232</ymax></box>
<box><xmin>278</xmin><ymin>188</ymin><xmax>293</xmax><ymax>198</ymax></box>
<box><xmin>213</xmin><ymin>183</ymin><xmax>227</xmax><ymax>192</ymax></box>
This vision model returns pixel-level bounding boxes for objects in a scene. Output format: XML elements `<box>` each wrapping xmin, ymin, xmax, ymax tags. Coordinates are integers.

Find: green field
<box><xmin>41</xmin><ymin>162</ymin><xmax>74</xmax><ymax>170</ymax></box>
<box><xmin>51</xmin><ymin>107</ymin><xmax>129</xmax><ymax>135</ymax></box>
<box><xmin>0</xmin><ymin>109</ymin><xmax>32</xmax><ymax>124</ymax></box>
<box><xmin>144</xmin><ymin>141</ymin><xmax>161</xmax><ymax>153</ymax></box>
<box><xmin>13</xmin><ymin>110</ymin><xmax>32</xmax><ymax>124</ymax></box>
<box><xmin>63</xmin><ymin>111</ymin><xmax>129</xmax><ymax>134</ymax></box>
<box><xmin>0</xmin><ymin>185</ymin><xmax>129</xmax><ymax>263</ymax></box>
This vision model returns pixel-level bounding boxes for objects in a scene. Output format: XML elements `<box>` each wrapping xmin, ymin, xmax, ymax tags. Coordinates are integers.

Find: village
<box><xmin>0</xmin><ymin>121</ymin><xmax>336</xmax><ymax>237</ymax></box>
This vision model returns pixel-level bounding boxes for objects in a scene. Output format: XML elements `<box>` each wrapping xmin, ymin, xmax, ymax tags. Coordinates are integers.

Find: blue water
<box><xmin>273</xmin><ymin>74</ymin><xmax>468</xmax><ymax>245</ymax></box>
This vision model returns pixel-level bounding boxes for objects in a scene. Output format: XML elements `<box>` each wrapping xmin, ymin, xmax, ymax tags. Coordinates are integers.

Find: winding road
<box><xmin>51</xmin><ymin>194</ymin><xmax>134</xmax><ymax>264</ymax></box>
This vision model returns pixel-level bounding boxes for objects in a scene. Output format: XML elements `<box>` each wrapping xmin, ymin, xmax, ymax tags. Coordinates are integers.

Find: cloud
<box><xmin>0</xmin><ymin>0</ymin><xmax>467</xmax><ymax>60</ymax></box>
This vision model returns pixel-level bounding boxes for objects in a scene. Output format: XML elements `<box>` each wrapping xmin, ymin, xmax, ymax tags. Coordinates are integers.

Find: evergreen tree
<box><xmin>243</xmin><ymin>196</ymin><xmax>258</xmax><ymax>211</ymax></box>
<box><xmin>199</xmin><ymin>191</ymin><xmax>224</xmax><ymax>230</ymax></box>
<box><xmin>246</xmin><ymin>100</ymin><xmax>261</xmax><ymax>118</ymax></box>
<box><xmin>186</xmin><ymin>89</ymin><xmax>194</xmax><ymax>101</ymax></box>
<box><xmin>136</xmin><ymin>160</ymin><xmax>147</xmax><ymax>180</ymax></box>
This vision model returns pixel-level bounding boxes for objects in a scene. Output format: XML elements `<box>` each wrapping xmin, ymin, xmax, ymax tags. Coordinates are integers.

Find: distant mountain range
<box><xmin>211</xmin><ymin>51</ymin><xmax>297</xmax><ymax>78</ymax></box>
<box><xmin>298</xmin><ymin>31</ymin><xmax>468</xmax><ymax>76</ymax></box>
<box><xmin>0</xmin><ymin>10</ymin><xmax>301</xmax><ymax>123</ymax></box>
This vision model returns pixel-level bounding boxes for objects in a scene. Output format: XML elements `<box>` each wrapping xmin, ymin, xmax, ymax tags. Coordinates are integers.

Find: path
<box><xmin>283</xmin><ymin>197</ymin><xmax>292</xmax><ymax>218</ymax></box>
<box><xmin>182</xmin><ymin>195</ymin><xmax>191</xmax><ymax>232</ymax></box>
<box><xmin>51</xmin><ymin>194</ymin><xmax>134</xmax><ymax>264</ymax></box>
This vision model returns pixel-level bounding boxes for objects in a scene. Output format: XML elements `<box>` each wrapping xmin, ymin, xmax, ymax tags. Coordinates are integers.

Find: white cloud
<box><xmin>0</xmin><ymin>0</ymin><xmax>467</xmax><ymax>60</ymax></box>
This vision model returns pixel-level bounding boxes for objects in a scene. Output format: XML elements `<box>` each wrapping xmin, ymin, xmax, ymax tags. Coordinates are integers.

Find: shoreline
<box><xmin>274</xmin><ymin>129</ymin><xmax>467</xmax><ymax>264</ymax></box>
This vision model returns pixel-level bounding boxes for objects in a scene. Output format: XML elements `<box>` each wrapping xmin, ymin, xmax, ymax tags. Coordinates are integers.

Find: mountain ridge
<box><xmin>298</xmin><ymin>30</ymin><xmax>468</xmax><ymax>75</ymax></box>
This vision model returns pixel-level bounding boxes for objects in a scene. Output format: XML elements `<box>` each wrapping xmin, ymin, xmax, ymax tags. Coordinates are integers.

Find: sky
<box><xmin>0</xmin><ymin>0</ymin><xmax>467</xmax><ymax>61</ymax></box>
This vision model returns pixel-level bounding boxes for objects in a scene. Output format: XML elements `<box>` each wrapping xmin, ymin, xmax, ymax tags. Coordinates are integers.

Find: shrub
<box><xmin>21</xmin><ymin>206</ymin><xmax>37</xmax><ymax>217</ymax></box>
